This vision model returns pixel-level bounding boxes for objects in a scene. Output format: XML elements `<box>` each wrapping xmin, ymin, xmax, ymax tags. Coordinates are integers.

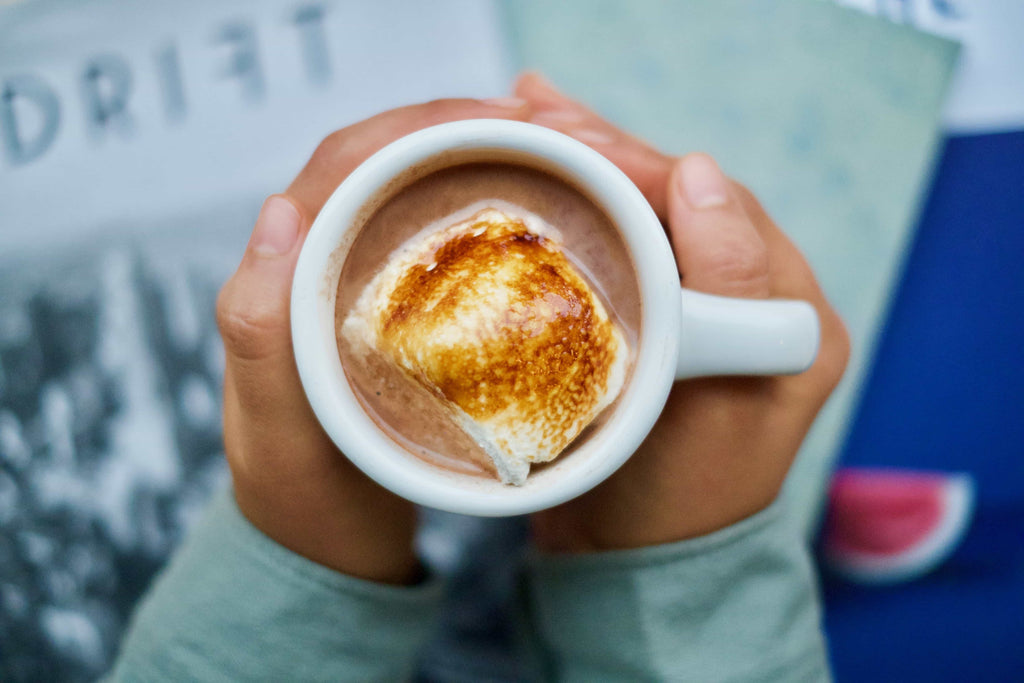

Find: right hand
<box><xmin>514</xmin><ymin>73</ymin><xmax>851</xmax><ymax>552</ymax></box>
<box><xmin>215</xmin><ymin>97</ymin><xmax>533</xmax><ymax>584</ymax></box>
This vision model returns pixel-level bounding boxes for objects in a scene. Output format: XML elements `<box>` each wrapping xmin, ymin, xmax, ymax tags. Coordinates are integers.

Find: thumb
<box><xmin>216</xmin><ymin>195</ymin><xmax>304</xmax><ymax>402</ymax></box>
<box><xmin>667</xmin><ymin>154</ymin><xmax>770</xmax><ymax>299</ymax></box>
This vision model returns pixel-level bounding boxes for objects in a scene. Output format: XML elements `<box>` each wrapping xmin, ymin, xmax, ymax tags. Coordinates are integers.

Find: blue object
<box><xmin>824</xmin><ymin>129</ymin><xmax>1024</xmax><ymax>681</ymax></box>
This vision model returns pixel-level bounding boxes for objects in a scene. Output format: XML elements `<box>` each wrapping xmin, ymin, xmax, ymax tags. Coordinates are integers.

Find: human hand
<box><xmin>514</xmin><ymin>73</ymin><xmax>851</xmax><ymax>552</ymax></box>
<box><xmin>215</xmin><ymin>97</ymin><xmax>533</xmax><ymax>583</ymax></box>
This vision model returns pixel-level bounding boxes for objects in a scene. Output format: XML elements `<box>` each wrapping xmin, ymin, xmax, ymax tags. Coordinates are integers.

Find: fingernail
<box><xmin>482</xmin><ymin>96</ymin><xmax>528</xmax><ymax>109</ymax></box>
<box><xmin>531</xmin><ymin>109</ymin><xmax>586</xmax><ymax>126</ymax></box>
<box><xmin>570</xmin><ymin>128</ymin><xmax>616</xmax><ymax>145</ymax></box>
<box><xmin>251</xmin><ymin>196</ymin><xmax>301</xmax><ymax>256</ymax></box>
<box><xmin>677</xmin><ymin>154</ymin><xmax>729</xmax><ymax>209</ymax></box>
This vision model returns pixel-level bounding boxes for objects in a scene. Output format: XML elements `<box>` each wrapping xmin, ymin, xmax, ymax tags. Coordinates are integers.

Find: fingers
<box><xmin>514</xmin><ymin>72</ymin><xmax>674</xmax><ymax>219</ymax></box>
<box><xmin>667</xmin><ymin>154</ymin><xmax>771</xmax><ymax>299</ymax></box>
<box><xmin>216</xmin><ymin>195</ymin><xmax>305</xmax><ymax>419</ymax></box>
<box><xmin>514</xmin><ymin>73</ymin><xmax>844</xmax><ymax>383</ymax></box>
<box><xmin>729</xmin><ymin>182</ymin><xmax>851</xmax><ymax>391</ymax></box>
<box><xmin>730</xmin><ymin>183</ymin><xmax>822</xmax><ymax>302</ymax></box>
<box><xmin>286</xmin><ymin>97</ymin><xmax>532</xmax><ymax>220</ymax></box>
<box><xmin>514</xmin><ymin>72</ymin><xmax>609</xmax><ymax>135</ymax></box>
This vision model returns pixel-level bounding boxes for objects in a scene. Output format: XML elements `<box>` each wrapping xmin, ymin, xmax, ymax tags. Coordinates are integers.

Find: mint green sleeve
<box><xmin>106</xmin><ymin>489</ymin><xmax>443</xmax><ymax>682</ymax></box>
<box><xmin>524</xmin><ymin>499</ymin><xmax>831</xmax><ymax>682</ymax></box>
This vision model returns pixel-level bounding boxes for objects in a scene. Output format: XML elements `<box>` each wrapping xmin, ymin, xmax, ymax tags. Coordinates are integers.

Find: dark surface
<box><xmin>0</xmin><ymin>248</ymin><xmax>229</xmax><ymax>682</ymax></box>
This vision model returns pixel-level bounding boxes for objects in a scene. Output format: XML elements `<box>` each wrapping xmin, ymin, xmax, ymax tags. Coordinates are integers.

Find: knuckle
<box><xmin>779</xmin><ymin>305</ymin><xmax>850</xmax><ymax>406</ymax></box>
<box><xmin>215</xmin><ymin>285</ymin><xmax>288</xmax><ymax>362</ymax></box>
<box><xmin>816</xmin><ymin>308</ymin><xmax>852</xmax><ymax>390</ymax></box>
<box><xmin>309</xmin><ymin>128</ymin><xmax>352</xmax><ymax>168</ymax></box>
<box><xmin>701</xmin><ymin>242</ymin><xmax>771</xmax><ymax>290</ymax></box>
<box><xmin>418</xmin><ymin>97</ymin><xmax>478</xmax><ymax>126</ymax></box>
<box><xmin>419</xmin><ymin>97</ymin><xmax>451</xmax><ymax>117</ymax></box>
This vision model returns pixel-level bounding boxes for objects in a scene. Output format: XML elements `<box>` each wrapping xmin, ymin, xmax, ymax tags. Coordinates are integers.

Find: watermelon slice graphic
<box><xmin>822</xmin><ymin>468</ymin><xmax>975</xmax><ymax>584</ymax></box>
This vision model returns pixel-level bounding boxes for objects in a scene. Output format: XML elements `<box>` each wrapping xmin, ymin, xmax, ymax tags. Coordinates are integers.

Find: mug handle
<box><xmin>675</xmin><ymin>289</ymin><xmax>820</xmax><ymax>380</ymax></box>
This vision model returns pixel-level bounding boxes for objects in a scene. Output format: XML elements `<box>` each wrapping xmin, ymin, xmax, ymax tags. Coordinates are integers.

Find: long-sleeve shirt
<box><xmin>107</xmin><ymin>490</ymin><xmax>830</xmax><ymax>682</ymax></box>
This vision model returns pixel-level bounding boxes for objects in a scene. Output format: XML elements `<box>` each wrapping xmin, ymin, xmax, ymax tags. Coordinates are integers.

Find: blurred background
<box><xmin>1</xmin><ymin>0</ymin><xmax>1021</xmax><ymax>680</ymax></box>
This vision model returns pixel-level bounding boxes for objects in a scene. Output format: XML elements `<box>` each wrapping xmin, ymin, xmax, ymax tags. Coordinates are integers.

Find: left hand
<box><xmin>215</xmin><ymin>97</ymin><xmax>534</xmax><ymax>583</ymax></box>
<box><xmin>515</xmin><ymin>73</ymin><xmax>851</xmax><ymax>552</ymax></box>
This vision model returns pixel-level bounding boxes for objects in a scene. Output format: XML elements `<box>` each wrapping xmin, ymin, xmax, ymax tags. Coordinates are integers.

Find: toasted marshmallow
<box><xmin>342</xmin><ymin>206</ymin><xmax>628</xmax><ymax>485</ymax></box>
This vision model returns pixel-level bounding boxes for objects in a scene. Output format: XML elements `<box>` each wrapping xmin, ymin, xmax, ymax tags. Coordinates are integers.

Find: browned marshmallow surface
<box><xmin>342</xmin><ymin>207</ymin><xmax>627</xmax><ymax>485</ymax></box>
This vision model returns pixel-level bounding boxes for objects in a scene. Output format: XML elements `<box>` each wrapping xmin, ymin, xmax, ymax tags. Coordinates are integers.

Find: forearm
<box><xmin>106</xmin><ymin>488</ymin><xmax>442</xmax><ymax>682</ymax></box>
<box><xmin>524</xmin><ymin>497</ymin><xmax>831</xmax><ymax>682</ymax></box>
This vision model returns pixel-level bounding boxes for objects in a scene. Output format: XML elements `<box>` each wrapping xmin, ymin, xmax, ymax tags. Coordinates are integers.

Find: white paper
<box><xmin>0</xmin><ymin>0</ymin><xmax>514</xmax><ymax>252</ymax></box>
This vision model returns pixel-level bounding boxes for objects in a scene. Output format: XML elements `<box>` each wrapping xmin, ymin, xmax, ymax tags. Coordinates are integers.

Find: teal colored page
<box><xmin>502</xmin><ymin>0</ymin><xmax>959</xmax><ymax>536</ymax></box>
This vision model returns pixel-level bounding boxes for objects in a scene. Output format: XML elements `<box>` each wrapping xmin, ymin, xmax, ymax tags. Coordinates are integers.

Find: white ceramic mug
<box><xmin>291</xmin><ymin>119</ymin><xmax>819</xmax><ymax>517</ymax></box>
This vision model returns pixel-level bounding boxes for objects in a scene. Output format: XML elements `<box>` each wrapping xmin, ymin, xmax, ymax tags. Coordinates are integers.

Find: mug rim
<box><xmin>291</xmin><ymin>119</ymin><xmax>679</xmax><ymax>516</ymax></box>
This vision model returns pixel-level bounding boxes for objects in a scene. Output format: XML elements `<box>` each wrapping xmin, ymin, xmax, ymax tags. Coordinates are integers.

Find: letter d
<box><xmin>1</xmin><ymin>75</ymin><xmax>61</xmax><ymax>166</ymax></box>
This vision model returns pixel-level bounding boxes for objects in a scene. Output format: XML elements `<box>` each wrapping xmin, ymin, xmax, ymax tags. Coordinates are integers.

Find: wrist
<box><xmin>532</xmin><ymin>485</ymin><xmax>779</xmax><ymax>554</ymax></box>
<box><xmin>232</xmin><ymin>480</ymin><xmax>422</xmax><ymax>585</ymax></box>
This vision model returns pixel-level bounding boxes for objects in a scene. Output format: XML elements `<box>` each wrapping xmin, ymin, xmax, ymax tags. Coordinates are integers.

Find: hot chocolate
<box><xmin>334</xmin><ymin>161</ymin><xmax>641</xmax><ymax>482</ymax></box>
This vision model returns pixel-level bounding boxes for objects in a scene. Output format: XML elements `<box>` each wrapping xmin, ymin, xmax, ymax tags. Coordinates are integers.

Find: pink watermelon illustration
<box><xmin>822</xmin><ymin>468</ymin><xmax>975</xmax><ymax>584</ymax></box>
